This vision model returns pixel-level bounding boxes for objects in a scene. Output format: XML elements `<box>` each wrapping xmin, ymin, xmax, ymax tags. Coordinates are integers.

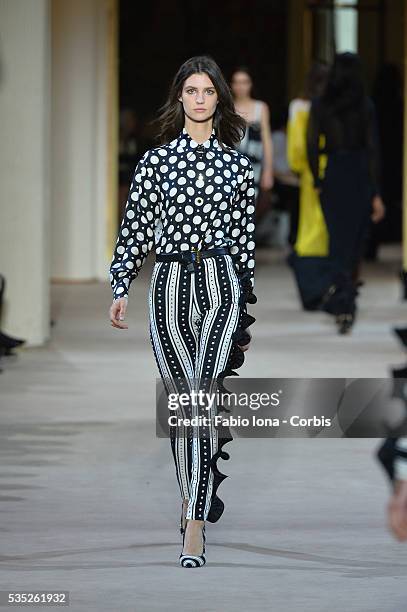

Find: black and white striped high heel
<box><xmin>179</xmin><ymin>523</ymin><xmax>206</xmax><ymax>568</ymax></box>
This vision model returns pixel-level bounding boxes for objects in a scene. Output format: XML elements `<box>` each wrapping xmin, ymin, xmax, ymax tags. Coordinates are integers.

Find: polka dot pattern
<box><xmin>109</xmin><ymin>127</ymin><xmax>256</xmax><ymax>300</ymax></box>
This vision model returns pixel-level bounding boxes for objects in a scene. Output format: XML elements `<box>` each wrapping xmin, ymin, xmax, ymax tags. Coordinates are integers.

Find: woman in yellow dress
<box><xmin>286</xmin><ymin>62</ymin><xmax>330</xmax><ymax>310</ymax></box>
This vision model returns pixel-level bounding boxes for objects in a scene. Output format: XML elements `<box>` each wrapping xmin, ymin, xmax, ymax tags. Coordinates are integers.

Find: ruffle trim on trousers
<box><xmin>206</xmin><ymin>266</ymin><xmax>257</xmax><ymax>523</ymax></box>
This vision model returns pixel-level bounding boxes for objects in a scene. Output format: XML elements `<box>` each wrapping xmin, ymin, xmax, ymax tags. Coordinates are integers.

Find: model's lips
<box><xmin>194</xmin><ymin>108</ymin><xmax>206</xmax><ymax>112</ymax></box>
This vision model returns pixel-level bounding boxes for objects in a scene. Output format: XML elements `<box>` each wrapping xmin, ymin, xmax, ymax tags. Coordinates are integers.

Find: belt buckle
<box><xmin>191</xmin><ymin>247</ymin><xmax>202</xmax><ymax>264</ymax></box>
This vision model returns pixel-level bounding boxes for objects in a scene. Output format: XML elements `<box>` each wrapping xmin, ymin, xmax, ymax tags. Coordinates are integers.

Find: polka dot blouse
<box><xmin>109</xmin><ymin>126</ymin><xmax>256</xmax><ymax>301</ymax></box>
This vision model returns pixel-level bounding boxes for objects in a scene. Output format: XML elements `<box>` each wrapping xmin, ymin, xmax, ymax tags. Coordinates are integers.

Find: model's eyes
<box><xmin>185</xmin><ymin>88</ymin><xmax>216</xmax><ymax>95</ymax></box>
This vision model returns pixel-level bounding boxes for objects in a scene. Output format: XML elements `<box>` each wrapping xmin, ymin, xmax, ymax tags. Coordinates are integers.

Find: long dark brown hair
<box><xmin>304</xmin><ymin>60</ymin><xmax>330</xmax><ymax>100</ymax></box>
<box><xmin>151</xmin><ymin>55</ymin><xmax>246</xmax><ymax>149</ymax></box>
<box><xmin>322</xmin><ymin>52</ymin><xmax>366</xmax><ymax>114</ymax></box>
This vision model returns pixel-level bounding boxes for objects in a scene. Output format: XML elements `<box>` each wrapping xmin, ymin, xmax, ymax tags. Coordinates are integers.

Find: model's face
<box><xmin>179</xmin><ymin>73</ymin><xmax>218</xmax><ymax>123</ymax></box>
<box><xmin>230</xmin><ymin>71</ymin><xmax>252</xmax><ymax>98</ymax></box>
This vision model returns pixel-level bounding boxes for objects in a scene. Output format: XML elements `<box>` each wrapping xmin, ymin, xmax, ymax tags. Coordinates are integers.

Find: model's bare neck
<box><xmin>183</xmin><ymin>117</ymin><xmax>213</xmax><ymax>144</ymax></box>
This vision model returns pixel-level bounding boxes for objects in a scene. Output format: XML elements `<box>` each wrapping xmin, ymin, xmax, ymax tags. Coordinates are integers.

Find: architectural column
<box><xmin>0</xmin><ymin>0</ymin><xmax>51</xmax><ymax>345</ymax></box>
<box><xmin>51</xmin><ymin>0</ymin><xmax>118</xmax><ymax>283</ymax></box>
<box><xmin>287</xmin><ymin>0</ymin><xmax>312</xmax><ymax>100</ymax></box>
<box><xmin>403</xmin><ymin>0</ymin><xmax>407</xmax><ymax>293</ymax></box>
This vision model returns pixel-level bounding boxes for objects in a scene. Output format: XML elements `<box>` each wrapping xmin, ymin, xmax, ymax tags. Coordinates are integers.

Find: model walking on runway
<box><xmin>109</xmin><ymin>55</ymin><xmax>257</xmax><ymax>568</ymax></box>
<box><xmin>306</xmin><ymin>53</ymin><xmax>385</xmax><ymax>334</ymax></box>
<box><xmin>230</xmin><ymin>66</ymin><xmax>274</xmax><ymax>197</ymax></box>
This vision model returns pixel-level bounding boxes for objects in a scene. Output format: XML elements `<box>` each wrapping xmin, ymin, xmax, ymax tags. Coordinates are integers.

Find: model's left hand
<box><xmin>260</xmin><ymin>170</ymin><xmax>274</xmax><ymax>191</ymax></box>
<box><xmin>388</xmin><ymin>479</ymin><xmax>407</xmax><ymax>541</ymax></box>
<box><xmin>238</xmin><ymin>328</ymin><xmax>252</xmax><ymax>352</ymax></box>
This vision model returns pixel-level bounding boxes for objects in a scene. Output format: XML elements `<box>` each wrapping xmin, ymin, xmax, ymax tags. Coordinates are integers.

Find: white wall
<box><xmin>51</xmin><ymin>0</ymin><xmax>110</xmax><ymax>282</ymax></box>
<box><xmin>0</xmin><ymin>0</ymin><xmax>112</xmax><ymax>345</ymax></box>
<box><xmin>0</xmin><ymin>0</ymin><xmax>51</xmax><ymax>345</ymax></box>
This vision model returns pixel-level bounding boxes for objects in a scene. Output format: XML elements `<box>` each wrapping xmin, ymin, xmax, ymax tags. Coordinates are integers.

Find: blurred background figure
<box><xmin>286</xmin><ymin>61</ymin><xmax>330</xmax><ymax>311</ymax></box>
<box><xmin>368</xmin><ymin>63</ymin><xmax>404</xmax><ymax>260</ymax></box>
<box><xmin>0</xmin><ymin>274</ymin><xmax>26</xmax><ymax>372</ymax></box>
<box><xmin>377</xmin><ymin>434</ymin><xmax>407</xmax><ymax>542</ymax></box>
<box><xmin>306</xmin><ymin>52</ymin><xmax>385</xmax><ymax>334</ymax></box>
<box><xmin>387</xmin><ymin>437</ymin><xmax>407</xmax><ymax>542</ymax></box>
<box><xmin>230</xmin><ymin>66</ymin><xmax>274</xmax><ymax>246</ymax></box>
<box><xmin>118</xmin><ymin>108</ymin><xmax>140</xmax><ymax>222</ymax></box>
<box><xmin>271</xmin><ymin>107</ymin><xmax>300</xmax><ymax>248</ymax></box>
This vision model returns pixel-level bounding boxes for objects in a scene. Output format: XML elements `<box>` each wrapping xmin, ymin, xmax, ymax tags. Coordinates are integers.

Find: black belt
<box><xmin>156</xmin><ymin>247</ymin><xmax>233</xmax><ymax>272</ymax></box>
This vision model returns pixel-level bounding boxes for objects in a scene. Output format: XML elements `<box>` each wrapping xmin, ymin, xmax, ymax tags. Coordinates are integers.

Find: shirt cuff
<box><xmin>394</xmin><ymin>439</ymin><xmax>407</xmax><ymax>481</ymax></box>
<box><xmin>112</xmin><ymin>281</ymin><xmax>129</xmax><ymax>301</ymax></box>
<box><xmin>394</xmin><ymin>458</ymin><xmax>407</xmax><ymax>481</ymax></box>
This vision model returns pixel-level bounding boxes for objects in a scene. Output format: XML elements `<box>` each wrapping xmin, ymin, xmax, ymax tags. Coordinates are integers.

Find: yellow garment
<box><xmin>287</xmin><ymin>103</ymin><xmax>329</xmax><ymax>256</ymax></box>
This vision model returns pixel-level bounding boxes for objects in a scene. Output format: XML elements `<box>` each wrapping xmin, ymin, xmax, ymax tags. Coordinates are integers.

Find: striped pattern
<box><xmin>179</xmin><ymin>524</ymin><xmax>206</xmax><ymax>567</ymax></box>
<box><xmin>148</xmin><ymin>254</ymin><xmax>241</xmax><ymax>521</ymax></box>
<box><xmin>179</xmin><ymin>554</ymin><xmax>206</xmax><ymax>568</ymax></box>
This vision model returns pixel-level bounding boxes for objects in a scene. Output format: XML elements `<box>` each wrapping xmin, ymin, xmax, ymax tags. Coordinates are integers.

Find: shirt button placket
<box><xmin>195</xmin><ymin>143</ymin><xmax>205</xmax><ymax>207</ymax></box>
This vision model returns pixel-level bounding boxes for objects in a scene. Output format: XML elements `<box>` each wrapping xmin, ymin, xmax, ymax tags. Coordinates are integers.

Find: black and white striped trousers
<box><xmin>148</xmin><ymin>253</ymin><xmax>241</xmax><ymax>521</ymax></box>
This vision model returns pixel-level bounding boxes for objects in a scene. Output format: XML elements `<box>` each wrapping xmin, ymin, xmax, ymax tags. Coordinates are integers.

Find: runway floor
<box><xmin>1</xmin><ymin>245</ymin><xmax>406</xmax><ymax>612</ymax></box>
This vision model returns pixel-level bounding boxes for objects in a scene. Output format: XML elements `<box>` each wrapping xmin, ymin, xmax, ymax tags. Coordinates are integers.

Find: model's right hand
<box><xmin>109</xmin><ymin>297</ymin><xmax>128</xmax><ymax>329</ymax></box>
